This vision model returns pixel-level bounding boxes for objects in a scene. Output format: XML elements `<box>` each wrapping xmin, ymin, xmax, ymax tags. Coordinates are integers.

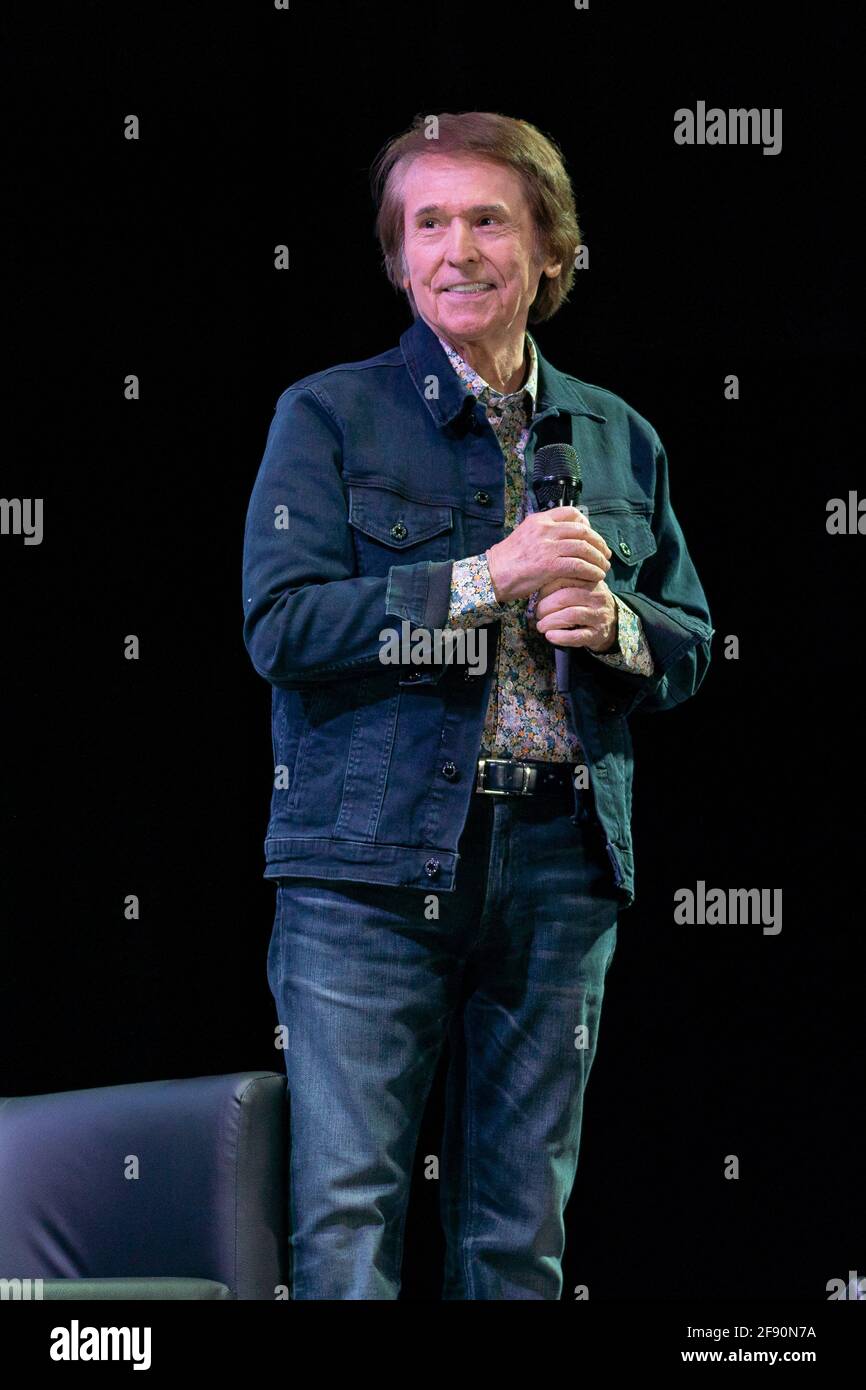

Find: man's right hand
<box><xmin>486</xmin><ymin>507</ymin><xmax>612</xmax><ymax>604</ymax></box>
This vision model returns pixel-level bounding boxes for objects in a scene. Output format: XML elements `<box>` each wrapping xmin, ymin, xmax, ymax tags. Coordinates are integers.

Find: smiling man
<box><xmin>401</xmin><ymin>156</ymin><xmax>553</xmax><ymax>391</ymax></box>
<box><xmin>242</xmin><ymin>111</ymin><xmax>713</xmax><ymax>1300</ymax></box>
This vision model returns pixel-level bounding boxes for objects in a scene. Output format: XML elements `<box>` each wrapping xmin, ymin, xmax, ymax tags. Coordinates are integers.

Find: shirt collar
<box><xmin>435</xmin><ymin>330</ymin><xmax>539</xmax><ymax>417</ymax></box>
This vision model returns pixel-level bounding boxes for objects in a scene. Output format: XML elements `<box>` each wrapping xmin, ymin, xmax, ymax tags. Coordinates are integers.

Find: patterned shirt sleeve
<box><xmin>589</xmin><ymin>593</ymin><xmax>655</xmax><ymax>675</ymax></box>
<box><xmin>446</xmin><ymin>553</ymin><xmax>507</xmax><ymax>628</ymax></box>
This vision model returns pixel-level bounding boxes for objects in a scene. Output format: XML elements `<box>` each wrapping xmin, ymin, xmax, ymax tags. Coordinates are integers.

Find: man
<box><xmin>242</xmin><ymin>111</ymin><xmax>713</xmax><ymax>1300</ymax></box>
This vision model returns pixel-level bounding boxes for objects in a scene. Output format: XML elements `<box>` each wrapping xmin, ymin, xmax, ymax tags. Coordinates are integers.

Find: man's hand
<box><xmin>530</xmin><ymin>578</ymin><xmax>619</xmax><ymax>653</ymax></box>
<box><xmin>486</xmin><ymin>507</ymin><xmax>612</xmax><ymax>604</ymax></box>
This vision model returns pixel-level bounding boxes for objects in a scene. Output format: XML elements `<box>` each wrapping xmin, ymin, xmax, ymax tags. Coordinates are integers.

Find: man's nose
<box><xmin>444</xmin><ymin>218</ymin><xmax>480</xmax><ymax>263</ymax></box>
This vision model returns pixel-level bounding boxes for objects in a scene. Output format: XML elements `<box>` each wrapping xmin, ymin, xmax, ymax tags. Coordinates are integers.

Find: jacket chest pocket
<box><xmin>587</xmin><ymin>505</ymin><xmax>657</xmax><ymax>593</ymax></box>
<box><xmin>347</xmin><ymin>483</ymin><xmax>454</xmax><ymax>577</ymax></box>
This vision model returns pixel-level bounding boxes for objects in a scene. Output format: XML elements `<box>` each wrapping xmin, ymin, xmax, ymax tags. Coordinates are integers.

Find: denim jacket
<box><xmin>241</xmin><ymin>315</ymin><xmax>713</xmax><ymax>908</ymax></box>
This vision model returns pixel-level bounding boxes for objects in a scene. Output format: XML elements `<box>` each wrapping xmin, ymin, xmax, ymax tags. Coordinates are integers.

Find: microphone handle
<box><xmin>551</xmin><ymin>476</ymin><xmax>580</xmax><ymax>693</ymax></box>
<box><xmin>555</xmin><ymin>648</ymin><xmax>570</xmax><ymax>694</ymax></box>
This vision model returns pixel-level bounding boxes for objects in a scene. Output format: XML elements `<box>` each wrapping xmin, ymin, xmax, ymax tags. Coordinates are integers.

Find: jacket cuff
<box><xmin>384</xmin><ymin>559</ymin><xmax>456</xmax><ymax>686</ymax></box>
<box><xmin>618</xmin><ymin>590</ymin><xmax>711</xmax><ymax>668</ymax></box>
<box><xmin>424</xmin><ymin>559</ymin><xmax>456</xmax><ymax>629</ymax></box>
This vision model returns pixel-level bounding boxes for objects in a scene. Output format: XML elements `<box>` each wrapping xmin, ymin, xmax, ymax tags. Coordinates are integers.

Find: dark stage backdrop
<box><xmin>2</xmin><ymin>0</ymin><xmax>861</xmax><ymax>1304</ymax></box>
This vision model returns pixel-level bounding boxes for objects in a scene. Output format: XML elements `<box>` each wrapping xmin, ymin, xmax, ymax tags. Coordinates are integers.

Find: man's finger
<box><xmin>542</xmin><ymin>509</ymin><xmax>611</xmax><ymax>558</ymax></box>
<box><xmin>537</xmin><ymin>606</ymin><xmax>593</xmax><ymax>630</ymax></box>
<box><xmin>539</xmin><ymin>626</ymin><xmax>596</xmax><ymax>647</ymax></box>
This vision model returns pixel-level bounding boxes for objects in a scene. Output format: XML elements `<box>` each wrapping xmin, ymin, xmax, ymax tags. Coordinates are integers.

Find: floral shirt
<box><xmin>441</xmin><ymin>331</ymin><xmax>654</xmax><ymax>761</ymax></box>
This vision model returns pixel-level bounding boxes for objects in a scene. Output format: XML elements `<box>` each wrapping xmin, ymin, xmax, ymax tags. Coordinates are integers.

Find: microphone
<box><xmin>531</xmin><ymin>443</ymin><xmax>583</xmax><ymax>694</ymax></box>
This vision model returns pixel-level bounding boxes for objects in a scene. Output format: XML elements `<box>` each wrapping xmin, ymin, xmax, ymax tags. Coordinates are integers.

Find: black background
<box><xmin>2</xmin><ymin>0</ymin><xmax>862</xmax><ymax>1302</ymax></box>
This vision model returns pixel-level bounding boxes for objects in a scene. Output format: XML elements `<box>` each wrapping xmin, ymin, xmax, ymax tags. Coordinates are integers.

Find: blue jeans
<box><xmin>266</xmin><ymin>783</ymin><xmax>619</xmax><ymax>1300</ymax></box>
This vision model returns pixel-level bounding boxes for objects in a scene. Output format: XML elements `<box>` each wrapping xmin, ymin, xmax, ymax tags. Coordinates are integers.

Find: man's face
<box><xmin>399</xmin><ymin>154</ymin><xmax>561</xmax><ymax>345</ymax></box>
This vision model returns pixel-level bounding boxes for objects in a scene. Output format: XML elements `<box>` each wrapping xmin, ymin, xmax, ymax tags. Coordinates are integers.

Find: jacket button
<box><xmin>441</xmin><ymin>761</ymin><xmax>457</xmax><ymax>779</ymax></box>
<box><xmin>474</xmin><ymin>490</ymin><xmax>491</xmax><ymax>505</ymax></box>
<box><xmin>618</xmin><ymin>538</ymin><xmax>632</xmax><ymax>558</ymax></box>
<box><xmin>390</xmin><ymin>521</ymin><xmax>408</xmax><ymax>541</ymax></box>
<box><xmin>424</xmin><ymin>858</ymin><xmax>441</xmax><ymax>878</ymax></box>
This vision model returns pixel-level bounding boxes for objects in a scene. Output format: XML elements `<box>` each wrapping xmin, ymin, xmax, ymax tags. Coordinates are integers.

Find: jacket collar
<box><xmin>399</xmin><ymin>313</ymin><xmax>607</xmax><ymax>426</ymax></box>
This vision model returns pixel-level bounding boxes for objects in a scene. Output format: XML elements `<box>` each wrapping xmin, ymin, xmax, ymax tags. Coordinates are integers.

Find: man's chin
<box><xmin>431</xmin><ymin>303</ymin><xmax>498</xmax><ymax>338</ymax></box>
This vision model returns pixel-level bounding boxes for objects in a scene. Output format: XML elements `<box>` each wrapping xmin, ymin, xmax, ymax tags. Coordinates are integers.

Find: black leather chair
<box><xmin>0</xmin><ymin>1071</ymin><xmax>289</xmax><ymax>1300</ymax></box>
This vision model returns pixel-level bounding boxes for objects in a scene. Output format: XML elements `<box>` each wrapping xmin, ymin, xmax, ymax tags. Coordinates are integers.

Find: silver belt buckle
<box><xmin>475</xmin><ymin>758</ymin><xmax>534</xmax><ymax>796</ymax></box>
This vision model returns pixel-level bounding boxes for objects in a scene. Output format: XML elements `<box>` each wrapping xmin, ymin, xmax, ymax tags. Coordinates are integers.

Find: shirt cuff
<box><xmin>446</xmin><ymin>553</ymin><xmax>507</xmax><ymax>628</ymax></box>
<box><xmin>589</xmin><ymin>593</ymin><xmax>655</xmax><ymax>675</ymax></box>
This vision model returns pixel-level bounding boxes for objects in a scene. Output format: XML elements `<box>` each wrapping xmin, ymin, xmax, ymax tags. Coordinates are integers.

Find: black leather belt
<box><xmin>474</xmin><ymin>757</ymin><xmax>580</xmax><ymax>798</ymax></box>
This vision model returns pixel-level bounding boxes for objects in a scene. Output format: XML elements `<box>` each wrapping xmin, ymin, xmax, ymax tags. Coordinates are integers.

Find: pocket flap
<box><xmin>588</xmin><ymin>508</ymin><xmax>657</xmax><ymax>567</ymax></box>
<box><xmin>348</xmin><ymin>484</ymin><xmax>453</xmax><ymax>548</ymax></box>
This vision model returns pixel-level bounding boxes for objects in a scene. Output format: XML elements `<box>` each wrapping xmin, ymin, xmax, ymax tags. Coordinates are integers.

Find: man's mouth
<box><xmin>441</xmin><ymin>282</ymin><xmax>495</xmax><ymax>294</ymax></box>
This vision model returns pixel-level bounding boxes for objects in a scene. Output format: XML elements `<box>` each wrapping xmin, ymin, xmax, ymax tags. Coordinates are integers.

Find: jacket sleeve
<box><xmin>241</xmin><ymin>386</ymin><xmax>454</xmax><ymax>689</ymax></box>
<box><xmin>578</xmin><ymin>433</ymin><xmax>714</xmax><ymax>717</ymax></box>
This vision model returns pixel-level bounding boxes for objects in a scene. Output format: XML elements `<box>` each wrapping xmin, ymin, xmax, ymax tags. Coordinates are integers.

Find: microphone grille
<box><xmin>532</xmin><ymin>443</ymin><xmax>581</xmax><ymax>484</ymax></box>
<box><xmin>532</xmin><ymin>443</ymin><xmax>581</xmax><ymax>509</ymax></box>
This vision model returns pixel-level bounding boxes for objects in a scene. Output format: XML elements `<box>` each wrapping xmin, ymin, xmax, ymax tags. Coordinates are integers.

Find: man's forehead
<box><xmin>401</xmin><ymin>155</ymin><xmax>523</xmax><ymax>208</ymax></box>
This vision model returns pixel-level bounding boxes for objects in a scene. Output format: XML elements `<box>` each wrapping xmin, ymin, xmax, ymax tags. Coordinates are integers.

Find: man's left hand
<box><xmin>530</xmin><ymin>579</ymin><xmax>618</xmax><ymax>653</ymax></box>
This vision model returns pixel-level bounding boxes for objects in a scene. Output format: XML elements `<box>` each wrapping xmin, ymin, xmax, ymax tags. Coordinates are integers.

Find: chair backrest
<box><xmin>0</xmin><ymin>1071</ymin><xmax>289</xmax><ymax>1301</ymax></box>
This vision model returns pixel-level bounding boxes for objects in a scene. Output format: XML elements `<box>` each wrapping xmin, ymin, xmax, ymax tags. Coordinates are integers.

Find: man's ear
<box><xmin>535</xmin><ymin>232</ymin><xmax>562</xmax><ymax>282</ymax></box>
